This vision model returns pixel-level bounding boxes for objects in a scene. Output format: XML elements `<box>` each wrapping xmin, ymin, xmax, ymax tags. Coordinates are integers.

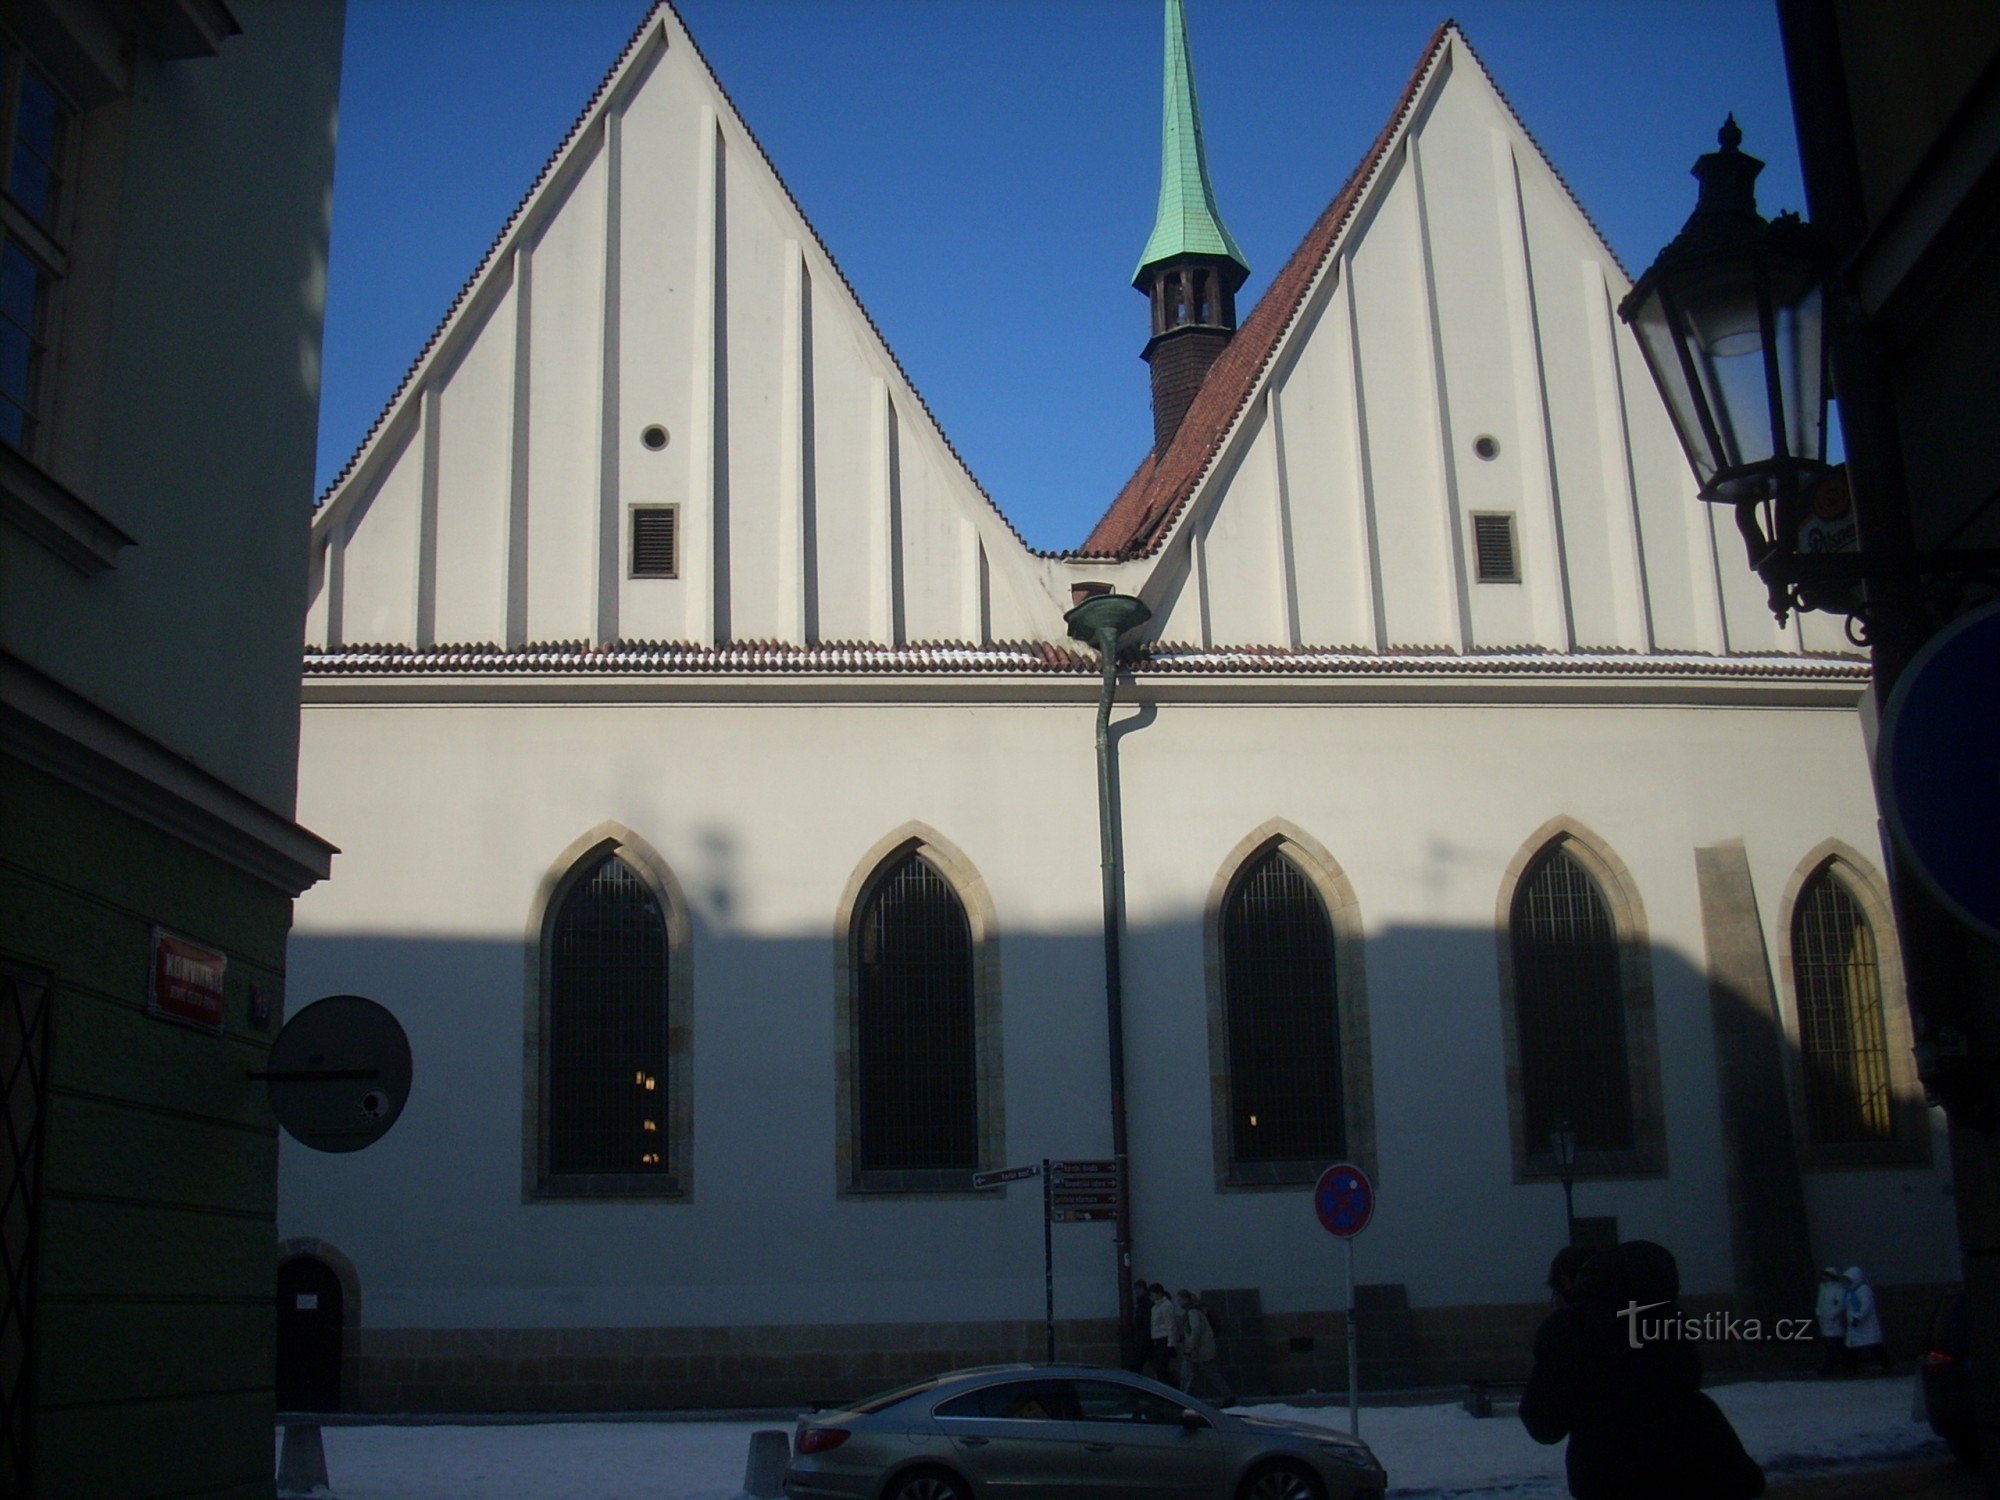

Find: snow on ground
<box><xmin>283</xmin><ymin>1374</ymin><xmax>1938</xmax><ymax>1500</ymax></box>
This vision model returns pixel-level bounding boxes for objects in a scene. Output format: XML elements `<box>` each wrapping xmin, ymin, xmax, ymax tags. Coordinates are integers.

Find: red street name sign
<box><xmin>972</xmin><ymin>1164</ymin><xmax>1041</xmax><ymax>1189</ymax></box>
<box><xmin>149</xmin><ymin>928</ymin><xmax>227</xmax><ymax>1034</ymax></box>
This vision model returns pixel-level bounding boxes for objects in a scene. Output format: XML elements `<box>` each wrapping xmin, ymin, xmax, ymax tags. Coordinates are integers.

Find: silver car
<box><xmin>783</xmin><ymin>1363</ymin><xmax>1387</xmax><ymax>1500</ymax></box>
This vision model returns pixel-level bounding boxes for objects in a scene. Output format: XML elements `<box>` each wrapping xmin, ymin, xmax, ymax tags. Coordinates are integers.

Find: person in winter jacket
<box><xmin>1146</xmin><ymin>1283</ymin><xmax>1183</xmax><ymax>1383</ymax></box>
<box><xmin>1842</xmin><ymin>1266</ymin><xmax>1891</xmax><ymax>1373</ymax></box>
<box><xmin>1129</xmin><ymin>1278</ymin><xmax>1153</xmax><ymax>1372</ymax></box>
<box><xmin>1175</xmin><ymin>1289</ymin><xmax>1236</xmax><ymax>1404</ymax></box>
<box><xmin>1814</xmin><ymin>1268</ymin><xmax>1850</xmax><ymax>1375</ymax></box>
<box><xmin>1519</xmin><ymin>1240</ymin><xmax>1764</xmax><ymax>1499</ymax></box>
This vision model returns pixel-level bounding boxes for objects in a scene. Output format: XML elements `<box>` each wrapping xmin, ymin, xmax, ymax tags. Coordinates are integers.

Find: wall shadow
<box><xmin>278</xmin><ymin>886</ymin><xmax>1957</xmax><ymax>1411</ymax></box>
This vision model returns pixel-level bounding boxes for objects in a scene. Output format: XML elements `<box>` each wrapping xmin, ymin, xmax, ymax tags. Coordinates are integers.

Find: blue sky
<box><xmin>318</xmin><ymin>0</ymin><xmax>1809</xmax><ymax>553</ymax></box>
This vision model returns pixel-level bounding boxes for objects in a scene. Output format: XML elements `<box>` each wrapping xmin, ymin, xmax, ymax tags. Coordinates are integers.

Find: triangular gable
<box><xmin>308</xmin><ymin>2</ymin><xmax>1057</xmax><ymax>656</ymax></box>
<box><xmin>1078</xmin><ymin>22</ymin><xmax>1823</xmax><ymax>658</ymax></box>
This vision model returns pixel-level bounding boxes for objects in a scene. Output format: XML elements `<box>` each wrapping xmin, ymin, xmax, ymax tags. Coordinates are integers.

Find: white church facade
<box><xmin>279</xmin><ymin>3</ymin><xmax>1955</xmax><ymax>1411</ymax></box>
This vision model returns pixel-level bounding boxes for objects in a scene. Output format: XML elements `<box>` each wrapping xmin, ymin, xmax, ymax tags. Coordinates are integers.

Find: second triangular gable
<box><xmin>1127</xmin><ymin>29</ymin><xmax>1829</xmax><ymax>659</ymax></box>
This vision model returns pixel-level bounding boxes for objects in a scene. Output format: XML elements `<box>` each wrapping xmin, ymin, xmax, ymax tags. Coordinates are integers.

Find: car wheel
<box><xmin>1238</xmin><ymin>1459</ymin><xmax>1324</xmax><ymax>1500</ymax></box>
<box><xmin>882</xmin><ymin>1467</ymin><xmax>971</xmax><ymax>1500</ymax></box>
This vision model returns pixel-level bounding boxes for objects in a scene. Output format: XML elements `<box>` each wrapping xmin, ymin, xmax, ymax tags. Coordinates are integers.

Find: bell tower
<box><xmin>1134</xmin><ymin>0</ymin><xmax>1249</xmax><ymax>455</ymax></box>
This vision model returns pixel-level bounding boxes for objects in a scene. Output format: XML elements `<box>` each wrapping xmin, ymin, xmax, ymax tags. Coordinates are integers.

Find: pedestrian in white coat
<box><xmin>1842</xmin><ymin>1265</ymin><xmax>1891</xmax><ymax>1373</ymax></box>
<box><xmin>1146</xmin><ymin>1283</ymin><xmax>1183</xmax><ymax>1382</ymax></box>
<box><xmin>1815</xmin><ymin>1267</ymin><xmax>1850</xmax><ymax>1376</ymax></box>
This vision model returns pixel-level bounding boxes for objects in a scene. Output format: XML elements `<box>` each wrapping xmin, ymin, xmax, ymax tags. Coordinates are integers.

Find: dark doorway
<box><xmin>276</xmin><ymin>1256</ymin><xmax>343</xmax><ymax>1412</ymax></box>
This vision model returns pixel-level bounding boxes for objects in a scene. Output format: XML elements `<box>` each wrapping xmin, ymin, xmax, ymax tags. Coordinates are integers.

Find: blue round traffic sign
<box><xmin>1314</xmin><ymin>1162</ymin><xmax>1373</xmax><ymax>1238</ymax></box>
<box><xmin>1879</xmin><ymin>602</ymin><xmax>2000</xmax><ymax>945</ymax></box>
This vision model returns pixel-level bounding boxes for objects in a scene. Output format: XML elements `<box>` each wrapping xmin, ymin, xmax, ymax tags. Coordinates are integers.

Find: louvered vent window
<box><xmin>855</xmin><ymin>853</ymin><xmax>976</xmax><ymax>1174</ymax></box>
<box><xmin>630</xmin><ymin>506</ymin><xmax>678</xmax><ymax>579</ymax></box>
<box><xmin>1473</xmin><ymin>513</ymin><xmax>1519</xmax><ymax>583</ymax></box>
<box><xmin>547</xmin><ymin>854</ymin><xmax>671</xmax><ymax>1177</ymax></box>
<box><xmin>1794</xmin><ymin>870</ymin><xmax>1893</xmax><ymax>1144</ymax></box>
<box><xmin>1224</xmin><ymin>850</ymin><xmax>1344</xmax><ymax>1164</ymax></box>
<box><xmin>1512</xmin><ymin>846</ymin><xmax>1635</xmax><ymax>1153</ymax></box>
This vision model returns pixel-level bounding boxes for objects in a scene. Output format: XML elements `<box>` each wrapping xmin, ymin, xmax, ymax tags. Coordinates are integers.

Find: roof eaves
<box><xmin>301</xmin><ymin>640</ymin><xmax>1868</xmax><ymax>681</ymax></box>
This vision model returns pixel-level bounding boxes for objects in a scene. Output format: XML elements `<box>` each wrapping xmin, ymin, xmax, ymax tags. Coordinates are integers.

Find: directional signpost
<box><xmin>975</xmin><ymin>1157</ymin><xmax>1123</xmax><ymax>1361</ymax></box>
<box><xmin>1049</xmin><ymin>1159</ymin><xmax>1119</xmax><ymax>1222</ymax></box>
<box><xmin>1315</xmin><ymin>1162</ymin><xmax>1374</xmax><ymax>1436</ymax></box>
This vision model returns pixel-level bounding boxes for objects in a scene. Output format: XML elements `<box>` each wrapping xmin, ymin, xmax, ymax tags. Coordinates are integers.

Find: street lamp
<box><xmin>1618</xmin><ymin>117</ymin><xmax>1832</xmax><ymax>623</ymax></box>
<box><xmin>1064</xmin><ymin>585</ymin><xmax>1153</xmax><ymax>1372</ymax></box>
<box><xmin>1619</xmin><ymin>119</ymin><xmax>2000</xmax><ymax>633</ymax></box>
<box><xmin>1549</xmin><ymin>1120</ymin><xmax>1578</xmax><ymax>1246</ymax></box>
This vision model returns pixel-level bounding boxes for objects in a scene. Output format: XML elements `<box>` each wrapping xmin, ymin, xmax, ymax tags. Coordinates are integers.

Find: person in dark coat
<box><xmin>1520</xmin><ymin>1240</ymin><xmax>1764</xmax><ymax>1499</ymax></box>
<box><xmin>1128</xmin><ymin>1278</ymin><xmax>1152</xmax><ymax>1372</ymax></box>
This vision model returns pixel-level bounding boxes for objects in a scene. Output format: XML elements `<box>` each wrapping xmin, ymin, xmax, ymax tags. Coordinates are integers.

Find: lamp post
<box><xmin>1549</xmin><ymin>1120</ymin><xmax>1578</xmax><ymax>1247</ymax></box>
<box><xmin>1618</xmin><ymin>119</ymin><xmax>2000</xmax><ymax>637</ymax></box>
<box><xmin>1617</xmin><ymin>117</ymin><xmax>1832</xmax><ymax>624</ymax></box>
<box><xmin>1064</xmin><ymin>586</ymin><xmax>1153</xmax><ymax>1373</ymax></box>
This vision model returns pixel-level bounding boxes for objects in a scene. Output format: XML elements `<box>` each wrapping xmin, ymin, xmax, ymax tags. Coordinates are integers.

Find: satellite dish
<box><xmin>253</xmin><ymin>994</ymin><xmax>412</xmax><ymax>1153</ymax></box>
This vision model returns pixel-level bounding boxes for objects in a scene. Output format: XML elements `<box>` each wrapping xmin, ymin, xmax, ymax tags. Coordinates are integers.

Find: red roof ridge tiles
<box><xmin>302</xmin><ymin>640</ymin><xmax>1866</xmax><ymax>681</ymax></box>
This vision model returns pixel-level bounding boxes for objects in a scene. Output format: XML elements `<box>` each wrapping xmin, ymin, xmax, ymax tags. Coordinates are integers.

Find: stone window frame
<box><xmin>832</xmin><ymin>823</ymin><xmax>1003</xmax><ymax>1198</ymax></box>
<box><xmin>1495</xmin><ymin>817</ymin><xmax>1667</xmax><ymax>1183</ymax></box>
<box><xmin>521</xmin><ymin>822</ymin><xmax>693</xmax><ymax>1202</ymax></box>
<box><xmin>1203</xmin><ymin>820</ymin><xmax>1376</xmax><ymax>1192</ymax></box>
<box><xmin>1773</xmin><ymin>840</ymin><xmax>1928</xmax><ymax>1169</ymax></box>
<box><xmin>276</xmin><ymin>1237</ymin><xmax>363</xmax><ymax>1412</ymax></box>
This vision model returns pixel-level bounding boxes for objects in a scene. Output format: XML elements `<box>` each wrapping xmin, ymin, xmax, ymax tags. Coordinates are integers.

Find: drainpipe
<box><xmin>1064</xmin><ymin>585</ymin><xmax>1152</xmax><ymax>1369</ymax></box>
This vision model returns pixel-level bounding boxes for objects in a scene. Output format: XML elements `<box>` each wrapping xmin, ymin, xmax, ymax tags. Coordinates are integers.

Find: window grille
<box><xmin>855</xmin><ymin>853</ymin><xmax>976</xmax><ymax>1173</ymax></box>
<box><xmin>630</xmin><ymin>506</ymin><xmax>678</xmax><ymax>578</ymax></box>
<box><xmin>1</xmin><ymin>966</ymin><xmax>50</xmax><ymax>1495</ymax></box>
<box><xmin>546</xmin><ymin>854</ymin><xmax>671</xmax><ymax>1177</ymax></box>
<box><xmin>1473</xmin><ymin>513</ymin><xmax>1519</xmax><ymax>582</ymax></box>
<box><xmin>1512</xmin><ymin>846</ymin><xmax>1634</xmax><ymax>1152</ymax></box>
<box><xmin>1794</xmin><ymin>870</ymin><xmax>1893</xmax><ymax>1143</ymax></box>
<box><xmin>1224</xmin><ymin>850</ymin><xmax>1343</xmax><ymax>1164</ymax></box>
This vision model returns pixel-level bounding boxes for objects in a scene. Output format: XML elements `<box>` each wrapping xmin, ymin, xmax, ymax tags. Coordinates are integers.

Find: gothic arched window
<box><xmin>1510</xmin><ymin>845</ymin><xmax>1635</xmax><ymax>1154</ymax></box>
<box><xmin>1793</xmin><ymin>867</ymin><xmax>1893</xmax><ymax>1144</ymax></box>
<box><xmin>854</xmin><ymin>852</ymin><xmax>976</xmax><ymax>1177</ymax></box>
<box><xmin>545</xmin><ymin>852</ymin><xmax>673</xmax><ymax>1181</ymax></box>
<box><xmin>1223</xmin><ymin>849</ymin><xmax>1344</xmax><ymax>1165</ymax></box>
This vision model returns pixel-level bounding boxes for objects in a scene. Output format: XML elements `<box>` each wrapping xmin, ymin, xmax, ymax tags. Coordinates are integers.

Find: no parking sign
<box><xmin>1315</xmin><ymin>1162</ymin><xmax>1374</xmax><ymax>1238</ymax></box>
<box><xmin>1313</xmin><ymin>1162</ymin><xmax>1374</xmax><ymax>1435</ymax></box>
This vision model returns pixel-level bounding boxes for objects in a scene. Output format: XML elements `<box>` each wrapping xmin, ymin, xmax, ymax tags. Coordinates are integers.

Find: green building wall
<box><xmin>2</xmin><ymin>759</ymin><xmax>292</xmax><ymax>1499</ymax></box>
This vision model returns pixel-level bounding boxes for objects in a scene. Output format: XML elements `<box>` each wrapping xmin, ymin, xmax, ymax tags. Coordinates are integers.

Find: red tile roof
<box><xmin>1077</xmin><ymin>22</ymin><xmax>1451</xmax><ymax>558</ymax></box>
<box><xmin>1078</xmin><ymin>21</ymin><xmax>1621</xmax><ymax>561</ymax></box>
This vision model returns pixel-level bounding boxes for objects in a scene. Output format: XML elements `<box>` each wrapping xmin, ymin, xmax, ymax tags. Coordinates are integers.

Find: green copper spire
<box><xmin>1133</xmin><ymin>0</ymin><xmax>1248</xmax><ymax>286</ymax></box>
